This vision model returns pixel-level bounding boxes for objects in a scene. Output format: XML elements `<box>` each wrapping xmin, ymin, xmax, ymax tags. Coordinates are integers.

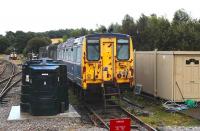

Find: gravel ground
<box><xmin>0</xmin><ymin>60</ymin><xmax>106</xmax><ymax>131</ymax></box>
<box><xmin>0</xmin><ymin>83</ymin><xmax>105</xmax><ymax>131</ymax></box>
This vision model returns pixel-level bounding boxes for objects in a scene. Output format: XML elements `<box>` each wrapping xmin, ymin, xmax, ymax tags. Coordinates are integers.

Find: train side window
<box><xmin>60</xmin><ymin>50</ymin><xmax>61</xmax><ymax>59</ymax></box>
<box><xmin>68</xmin><ymin>49</ymin><xmax>71</xmax><ymax>61</ymax></box>
<box><xmin>70</xmin><ymin>48</ymin><xmax>73</xmax><ymax>61</ymax></box>
<box><xmin>117</xmin><ymin>39</ymin><xmax>129</xmax><ymax>60</ymax></box>
<box><xmin>63</xmin><ymin>49</ymin><xmax>65</xmax><ymax>60</ymax></box>
<box><xmin>77</xmin><ymin>46</ymin><xmax>82</xmax><ymax>63</ymax></box>
<box><xmin>86</xmin><ymin>39</ymin><xmax>100</xmax><ymax>61</ymax></box>
<box><xmin>64</xmin><ymin>49</ymin><xmax>67</xmax><ymax>60</ymax></box>
<box><xmin>59</xmin><ymin>50</ymin><xmax>63</xmax><ymax>59</ymax></box>
<box><xmin>73</xmin><ymin>47</ymin><xmax>77</xmax><ymax>62</ymax></box>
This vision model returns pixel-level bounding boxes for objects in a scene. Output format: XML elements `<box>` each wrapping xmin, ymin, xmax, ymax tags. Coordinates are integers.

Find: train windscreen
<box><xmin>117</xmin><ymin>39</ymin><xmax>129</xmax><ymax>60</ymax></box>
<box><xmin>86</xmin><ymin>39</ymin><xmax>100</xmax><ymax>61</ymax></box>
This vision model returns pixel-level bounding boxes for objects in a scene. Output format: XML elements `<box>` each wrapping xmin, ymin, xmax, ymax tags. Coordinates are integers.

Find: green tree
<box><xmin>95</xmin><ymin>25</ymin><xmax>107</xmax><ymax>33</ymax></box>
<box><xmin>63</xmin><ymin>35</ymin><xmax>68</xmax><ymax>42</ymax></box>
<box><xmin>173</xmin><ymin>9</ymin><xmax>190</xmax><ymax>23</ymax></box>
<box><xmin>169</xmin><ymin>9</ymin><xmax>200</xmax><ymax>51</ymax></box>
<box><xmin>24</xmin><ymin>37</ymin><xmax>51</xmax><ymax>54</ymax></box>
<box><xmin>135</xmin><ymin>14</ymin><xmax>170</xmax><ymax>50</ymax></box>
<box><xmin>13</xmin><ymin>31</ymin><xmax>30</xmax><ymax>53</ymax></box>
<box><xmin>122</xmin><ymin>14</ymin><xmax>136</xmax><ymax>35</ymax></box>
<box><xmin>108</xmin><ymin>23</ymin><xmax>122</xmax><ymax>33</ymax></box>
<box><xmin>0</xmin><ymin>36</ymin><xmax>10</xmax><ymax>53</ymax></box>
<box><xmin>5</xmin><ymin>31</ymin><xmax>15</xmax><ymax>45</ymax></box>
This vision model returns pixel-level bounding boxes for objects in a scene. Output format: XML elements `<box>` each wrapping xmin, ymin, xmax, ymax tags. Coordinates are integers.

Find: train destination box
<box><xmin>20</xmin><ymin>58</ymin><xmax>69</xmax><ymax>116</ymax></box>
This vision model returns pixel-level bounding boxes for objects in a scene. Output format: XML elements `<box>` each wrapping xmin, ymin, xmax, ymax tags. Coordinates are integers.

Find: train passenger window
<box><xmin>70</xmin><ymin>48</ymin><xmax>73</xmax><ymax>61</ymax></box>
<box><xmin>65</xmin><ymin>50</ymin><xmax>67</xmax><ymax>60</ymax></box>
<box><xmin>73</xmin><ymin>47</ymin><xmax>77</xmax><ymax>62</ymax></box>
<box><xmin>63</xmin><ymin>49</ymin><xmax>65</xmax><ymax>60</ymax></box>
<box><xmin>77</xmin><ymin>46</ymin><xmax>82</xmax><ymax>63</ymax></box>
<box><xmin>60</xmin><ymin>50</ymin><xmax>62</xmax><ymax>59</ymax></box>
<box><xmin>68</xmin><ymin>49</ymin><xmax>71</xmax><ymax>61</ymax></box>
<box><xmin>87</xmin><ymin>40</ymin><xmax>100</xmax><ymax>61</ymax></box>
<box><xmin>67</xmin><ymin>49</ymin><xmax>69</xmax><ymax>60</ymax></box>
<box><xmin>60</xmin><ymin>50</ymin><xmax>63</xmax><ymax>60</ymax></box>
<box><xmin>117</xmin><ymin>39</ymin><xmax>129</xmax><ymax>60</ymax></box>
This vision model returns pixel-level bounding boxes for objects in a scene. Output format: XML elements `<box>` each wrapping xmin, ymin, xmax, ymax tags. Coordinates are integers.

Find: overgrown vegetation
<box><xmin>124</xmin><ymin>93</ymin><xmax>200</xmax><ymax>127</ymax></box>
<box><xmin>0</xmin><ymin>9</ymin><xmax>200</xmax><ymax>55</ymax></box>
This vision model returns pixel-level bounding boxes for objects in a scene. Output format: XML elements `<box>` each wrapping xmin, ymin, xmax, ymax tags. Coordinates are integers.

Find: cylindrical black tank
<box><xmin>20</xmin><ymin>58</ymin><xmax>68</xmax><ymax>116</ymax></box>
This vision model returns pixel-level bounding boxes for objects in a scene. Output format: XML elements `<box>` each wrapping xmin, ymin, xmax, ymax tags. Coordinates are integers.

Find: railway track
<box><xmin>0</xmin><ymin>61</ymin><xmax>6</xmax><ymax>77</ymax></box>
<box><xmin>0</xmin><ymin>61</ymin><xmax>22</xmax><ymax>102</ymax></box>
<box><xmin>84</xmin><ymin>101</ymin><xmax>157</xmax><ymax>131</ymax></box>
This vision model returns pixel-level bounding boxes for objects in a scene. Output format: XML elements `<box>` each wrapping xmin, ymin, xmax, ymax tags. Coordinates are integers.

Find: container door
<box><xmin>101</xmin><ymin>38</ymin><xmax>115</xmax><ymax>82</ymax></box>
<box><xmin>183</xmin><ymin>58</ymin><xmax>200</xmax><ymax>98</ymax></box>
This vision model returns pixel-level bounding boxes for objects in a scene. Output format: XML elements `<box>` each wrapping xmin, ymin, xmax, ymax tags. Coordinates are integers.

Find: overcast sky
<box><xmin>0</xmin><ymin>0</ymin><xmax>200</xmax><ymax>35</ymax></box>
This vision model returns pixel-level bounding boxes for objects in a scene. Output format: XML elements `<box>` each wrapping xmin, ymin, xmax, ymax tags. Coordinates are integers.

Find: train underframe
<box><xmin>70</xmin><ymin>80</ymin><xmax>132</xmax><ymax>109</ymax></box>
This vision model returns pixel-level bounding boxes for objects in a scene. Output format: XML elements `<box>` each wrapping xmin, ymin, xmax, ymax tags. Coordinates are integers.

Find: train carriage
<box><xmin>48</xmin><ymin>44</ymin><xmax>58</xmax><ymax>60</ymax></box>
<box><xmin>39</xmin><ymin>46</ymin><xmax>49</xmax><ymax>58</ymax></box>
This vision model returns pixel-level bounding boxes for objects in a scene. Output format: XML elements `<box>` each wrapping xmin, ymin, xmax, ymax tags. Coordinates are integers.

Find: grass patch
<box><xmin>123</xmin><ymin>92</ymin><xmax>200</xmax><ymax>127</ymax></box>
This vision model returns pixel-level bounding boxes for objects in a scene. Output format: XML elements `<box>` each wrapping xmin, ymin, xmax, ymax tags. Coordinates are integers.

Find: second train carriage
<box><xmin>39</xmin><ymin>46</ymin><xmax>49</xmax><ymax>58</ymax></box>
<box><xmin>39</xmin><ymin>44</ymin><xmax>58</xmax><ymax>60</ymax></box>
<box><xmin>48</xmin><ymin>44</ymin><xmax>58</xmax><ymax>60</ymax></box>
<box><xmin>41</xmin><ymin>33</ymin><xmax>135</xmax><ymax>95</ymax></box>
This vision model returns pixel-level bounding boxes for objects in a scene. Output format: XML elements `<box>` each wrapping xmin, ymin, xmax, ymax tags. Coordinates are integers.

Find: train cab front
<box><xmin>81</xmin><ymin>34</ymin><xmax>135</xmax><ymax>92</ymax></box>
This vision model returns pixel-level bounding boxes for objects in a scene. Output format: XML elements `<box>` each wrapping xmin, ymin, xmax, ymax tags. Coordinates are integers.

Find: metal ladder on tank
<box><xmin>102</xmin><ymin>86</ymin><xmax>121</xmax><ymax>111</ymax></box>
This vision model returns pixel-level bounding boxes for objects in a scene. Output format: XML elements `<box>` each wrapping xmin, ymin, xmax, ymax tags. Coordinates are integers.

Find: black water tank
<box><xmin>20</xmin><ymin>58</ymin><xmax>68</xmax><ymax>116</ymax></box>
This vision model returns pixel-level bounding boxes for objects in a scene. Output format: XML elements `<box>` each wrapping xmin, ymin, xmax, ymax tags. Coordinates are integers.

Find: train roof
<box><xmin>57</xmin><ymin>43</ymin><xmax>63</xmax><ymax>49</ymax></box>
<box><xmin>63</xmin><ymin>38</ymin><xmax>75</xmax><ymax>47</ymax></box>
<box><xmin>57</xmin><ymin>33</ymin><xmax>130</xmax><ymax>48</ymax></box>
<box><xmin>86</xmin><ymin>33</ymin><xmax>130</xmax><ymax>38</ymax></box>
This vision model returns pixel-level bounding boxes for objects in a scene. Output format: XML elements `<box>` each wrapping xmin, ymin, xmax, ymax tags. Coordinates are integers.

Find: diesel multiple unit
<box><xmin>39</xmin><ymin>33</ymin><xmax>135</xmax><ymax>98</ymax></box>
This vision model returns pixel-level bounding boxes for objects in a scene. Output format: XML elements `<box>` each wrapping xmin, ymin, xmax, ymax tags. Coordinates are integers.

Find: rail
<box><xmin>0</xmin><ymin>62</ymin><xmax>22</xmax><ymax>101</ymax></box>
<box><xmin>0</xmin><ymin>63</ymin><xmax>6</xmax><ymax>76</ymax></box>
<box><xmin>84</xmin><ymin>101</ymin><xmax>157</xmax><ymax>131</ymax></box>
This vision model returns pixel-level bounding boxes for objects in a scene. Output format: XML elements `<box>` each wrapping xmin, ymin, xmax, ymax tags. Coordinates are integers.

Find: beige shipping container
<box><xmin>136</xmin><ymin>51</ymin><xmax>200</xmax><ymax>102</ymax></box>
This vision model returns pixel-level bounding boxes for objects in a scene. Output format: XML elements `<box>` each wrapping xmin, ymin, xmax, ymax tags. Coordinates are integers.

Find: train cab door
<box><xmin>100</xmin><ymin>38</ymin><xmax>115</xmax><ymax>82</ymax></box>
